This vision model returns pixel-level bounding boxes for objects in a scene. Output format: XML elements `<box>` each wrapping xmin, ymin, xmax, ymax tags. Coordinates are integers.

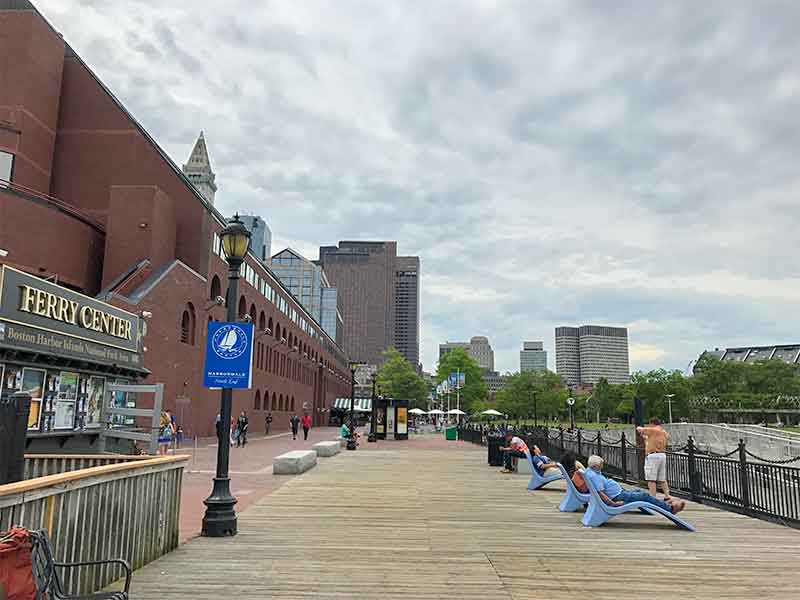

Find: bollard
<box><xmin>738</xmin><ymin>439</ymin><xmax>751</xmax><ymax>512</ymax></box>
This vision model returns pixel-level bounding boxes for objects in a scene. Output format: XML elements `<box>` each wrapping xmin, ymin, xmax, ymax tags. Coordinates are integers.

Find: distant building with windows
<box><xmin>556</xmin><ymin>325</ymin><xmax>629</xmax><ymax>386</ymax></box>
<box><xmin>438</xmin><ymin>337</ymin><xmax>495</xmax><ymax>371</ymax></box>
<box><xmin>520</xmin><ymin>341</ymin><xmax>547</xmax><ymax>373</ymax></box>
<box><xmin>182</xmin><ymin>131</ymin><xmax>217</xmax><ymax>206</ymax></box>
<box><xmin>271</xmin><ymin>248</ymin><xmax>342</xmax><ymax>344</ymax></box>
<box><xmin>238</xmin><ymin>214</ymin><xmax>271</xmax><ymax>265</ymax></box>
<box><xmin>699</xmin><ymin>344</ymin><xmax>800</xmax><ymax>367</ymax></box>
<box><xmin>395</xmin><ymin>256</ymin><xmax>420</xmax><ymax>370</ymax></box>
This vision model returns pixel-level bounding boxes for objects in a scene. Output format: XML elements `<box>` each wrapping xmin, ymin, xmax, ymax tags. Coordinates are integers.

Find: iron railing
<box><xmin>458</xmin><ymin>424</ymin><xmax>800</xmax><ymax>528</ymax></box>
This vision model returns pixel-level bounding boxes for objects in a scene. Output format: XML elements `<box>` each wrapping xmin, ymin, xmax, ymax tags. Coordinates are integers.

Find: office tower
<box><xmin>395</xmin><ymin>256</ymin><xmax>420</xmax><ymax>369</ymax></box>
<box><xmin>555</xmin><ymin>325</ymin><xmax>630</xmax><ymax>385</ymax></box>
<box><xmin>520</xmin><ymin>341</ymin><xmax>547</xmax><ymax>373</ymax></box>
<box><xmin>439</xmin><ymin>342</ymin><xmax>470</xmax><ymax>361</ymax></box>
<box><xmin>469</xmin><ymin>336</ymin><xmax>494</xmax><ymax>371</ymax></box>
<box><xmin>238</xmin><ymin>215</ymin><xmax>272</xmax><ymax>264</ymax></box>
<box><xmin>271</xmin><ymin>248</ymin><xmax>341</xmax><ymax>342</ymax></box>
<box><xmin>319</xmin><ymin>242</ymin><xmax>420</xmax><ymax>367</ymax></box>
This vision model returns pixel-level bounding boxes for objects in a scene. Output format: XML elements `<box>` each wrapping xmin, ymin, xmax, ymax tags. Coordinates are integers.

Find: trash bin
<box><xmin>487</xmin><ymin>434</ymin><xmax>504</xmax><ymax>466</ymax></box>
<box><xmin>445</xmin><ymin>426</ymin><xmax>457</xmax><ymax>441</ymax></box>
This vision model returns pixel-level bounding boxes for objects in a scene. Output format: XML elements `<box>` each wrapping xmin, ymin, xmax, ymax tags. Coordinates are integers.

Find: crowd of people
<box><xmin>498</xmin><ymin>418</ymin><xmax>686</xmax><ymax>515</ymax></box>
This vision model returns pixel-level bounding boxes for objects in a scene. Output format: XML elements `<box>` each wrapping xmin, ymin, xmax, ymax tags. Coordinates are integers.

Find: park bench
<box><xmin>582</xmin><ymin>474</ymin><xmax>696</xmax><ymax>531</ymax></box>
<box><xmin>312</xmin><ymin>441</ymin><xmax>341</xmax><ymax>457</ymax></box>
<box><xmin>525</xmin><ymin>452</ymin><xmax>563</xmax><ymax>490</ymax></box>
<box><xmin>30</xmin><ymin>529</ymin><xmax>131</xmax><ymax>599</ymax></box>
<box><xmin>273</xmin><ymin>450</ymin><xmax>317</xmax><ymax>475</ymax></box>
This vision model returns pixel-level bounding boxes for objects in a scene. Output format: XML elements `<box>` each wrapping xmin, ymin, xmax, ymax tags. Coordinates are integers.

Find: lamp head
<box><xmin>219</xmin><ymin>214</ymin><xmax>251</xmax><ymax>262</ymax></box>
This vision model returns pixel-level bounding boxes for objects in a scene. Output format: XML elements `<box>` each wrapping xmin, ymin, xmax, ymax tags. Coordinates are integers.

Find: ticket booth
<box><xmin>374</xmin><ymin>397</ymin><xmax>409</xmax><ymax>441</ymax></box>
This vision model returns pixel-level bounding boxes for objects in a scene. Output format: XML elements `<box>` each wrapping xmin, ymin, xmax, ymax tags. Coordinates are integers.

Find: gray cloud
<box><xmin>38</xmin><ymin>0</ymin><xmax>800</xmax><ymax>373</ymax></box>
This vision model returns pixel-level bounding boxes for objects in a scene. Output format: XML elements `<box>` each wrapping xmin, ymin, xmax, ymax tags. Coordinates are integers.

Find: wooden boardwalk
<box><xmin>129</xmin><ymin>439</ymin><xmax>800</xmax><ymax>599</ymax></box>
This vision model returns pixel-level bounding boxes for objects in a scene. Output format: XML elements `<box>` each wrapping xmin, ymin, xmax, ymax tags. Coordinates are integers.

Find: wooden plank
<box><xmin>127</xmin><ymin>440</ymin><xmax>800</xmax><ymax>600</ymax></box>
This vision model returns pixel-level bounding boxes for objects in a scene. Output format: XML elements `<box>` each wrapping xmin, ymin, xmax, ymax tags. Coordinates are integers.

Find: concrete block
<box><xmin>273</xmin><ymin>450</ymin><xmax>317</xmax><ymax>475</ymax></box>
<box><xmin>312</xmin><ymin>441</ymin><xmax>341</xmax><ymax>457</ymax></box>
<box><xmin>517</xmin><ymin>456</ymin><xmax>532</xmax><ymax>474</ymax></box>
<box><xmin>337</xmin><ymin>437</ymin><xmax>348</xmax><ymax>447</ymax></box>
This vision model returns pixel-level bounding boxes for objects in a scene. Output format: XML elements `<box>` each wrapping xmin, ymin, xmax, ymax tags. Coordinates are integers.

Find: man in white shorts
<box><xmin>637</xmin><ymin>418</ymin><xmax>670</xmax><ymax>498</ymax></box>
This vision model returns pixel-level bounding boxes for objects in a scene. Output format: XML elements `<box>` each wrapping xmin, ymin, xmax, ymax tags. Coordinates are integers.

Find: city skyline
<box><xmin>35</xmin><ymin>0</ymin><xmax>800</xmax><ymax>375</ymax></box>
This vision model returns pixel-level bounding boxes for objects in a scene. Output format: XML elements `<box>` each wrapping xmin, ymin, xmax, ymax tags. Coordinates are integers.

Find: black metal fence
<box><xmin>458</xmin><ymin>424</ymin><xmax>800</xmax><ymax>528</ymax></box>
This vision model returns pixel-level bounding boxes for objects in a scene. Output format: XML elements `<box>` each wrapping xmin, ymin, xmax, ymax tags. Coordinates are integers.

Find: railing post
<box><xmin>577</xmin><ymin>429</ymin><xmax>582</xmax><ymax>458</ymax></box>
<box><xmin>597</xmin><ymin>431</ymin><xmax>602</xmax><ymax>457</ymax></box>
<box><xmin>687</xmin><ymin>435</ymin><xmax>699</xmax><ymax>501</ymax></box>
<box><xmin>738</xmin><ymin>438</ymin><xmax>751</xmax><ymax>512</ymax></box>
<box><xmin>620</xmin><ymin>432</ymin><xmax>628</xmax><ymax>481</ymax></box>
<box><xmin>559</xmin><ymin>427</ymin><xmax>565</xmax><ymax>455</ymax></box>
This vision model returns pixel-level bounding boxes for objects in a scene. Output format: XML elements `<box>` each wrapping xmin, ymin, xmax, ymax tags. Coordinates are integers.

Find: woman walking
<box><xmin>301</xmin><ymin>412</ymin><xmax>311</xmax><ymax>440</ymax></box>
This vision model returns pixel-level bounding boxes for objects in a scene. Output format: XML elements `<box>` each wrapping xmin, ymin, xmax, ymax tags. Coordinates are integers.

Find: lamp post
<box><xmin>202</xmin><ymin>215</ymin><xmax>251</xmax><ymax>537</ymax></box>
<box><xmin>567</xmin><ymin>386</ymin><xmax>576</xmax><ymax>432</ymax></box>
<box><xmin>347</xmin><ymin>364</ymin><xmax>357</xmax><ymax>450</ymax></box>
<box><xmin>530</xmin><ymin>385</ymin><xmax>538</xmax><ymax>428</ymax></box>
<box><xmin>368</xmin><ymin>372</ymin><xmax>377</xmax><ymax>442</ymax></box>
<box><xmin>664</xmin><ymin>393</ymin><xmax>675</xmax><ymax>424</ymax></box>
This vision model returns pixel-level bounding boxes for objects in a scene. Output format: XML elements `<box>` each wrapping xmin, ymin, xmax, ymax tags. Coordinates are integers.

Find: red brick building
<box><xmin>0</xmin><ymin>1</ymin><xmax>350</xmax><ymax>440</ymax></box>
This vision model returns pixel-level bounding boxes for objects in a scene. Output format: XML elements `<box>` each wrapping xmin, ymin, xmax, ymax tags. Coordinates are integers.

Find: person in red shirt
<box><xmin>301</xmin><ymin>413</ymin><xmax>312</xmax><ymax>440</ymax></box>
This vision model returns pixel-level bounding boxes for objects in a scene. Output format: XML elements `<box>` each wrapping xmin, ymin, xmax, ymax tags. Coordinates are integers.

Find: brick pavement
<box><xmin>173</xmin><ymin>426</ymin><xmax>459</xmax><ymax>541</ymax></box>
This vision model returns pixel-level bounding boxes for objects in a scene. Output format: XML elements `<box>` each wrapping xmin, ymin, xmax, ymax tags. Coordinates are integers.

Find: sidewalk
<box><xmin>174</xmin><ymin>426</ymin><xmax>341</xmax><ymax>541</ymax></box>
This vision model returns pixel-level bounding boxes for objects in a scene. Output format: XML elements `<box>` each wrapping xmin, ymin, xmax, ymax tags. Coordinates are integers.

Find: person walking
<box><xmin>301</xmin><ymin>412</ymin><xmax>312</xmax><ymax>441</ymax></box>
<box><xmin>637</xmin><ymin>418</ymin><xmax>670</xmax><ymax>499</ymax></box>
<box><xmin>265</xmin><ymin>412</ymin><xmax>273</xmax><ymax>435</ymax></box>
<box><xmin>236</xmin><ymin>411</ymin><xmax>249</xmax><ymax>447</ymax></box>
<box><xmin>290</xmin><ymin>413</ymin><xmax>300</xmax><ymax>440</ymax></box>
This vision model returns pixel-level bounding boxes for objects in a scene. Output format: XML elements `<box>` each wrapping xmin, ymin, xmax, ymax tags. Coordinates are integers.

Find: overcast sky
<box><xmin>40</xmin><ymin>0</ymin><xmax>800</xmax><ymax>374</ymax></box>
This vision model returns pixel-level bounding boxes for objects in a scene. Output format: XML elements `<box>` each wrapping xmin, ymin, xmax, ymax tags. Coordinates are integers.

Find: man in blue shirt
<box><xmin>530</xmin><ymin>445</ymin><xmax>559</xmax><ymax>477</ymax></box>
<box><xmin>584</xmin><ymin>455</ymin><xmax>685</xmax><ymax>514</ymax></box>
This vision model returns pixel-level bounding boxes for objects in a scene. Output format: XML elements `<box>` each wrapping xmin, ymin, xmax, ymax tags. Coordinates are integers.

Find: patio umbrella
<box><xmin>427</xmin><ymin>409</ymin><xmax>445</xmax><ymax>415</ymax></box>
<box><xmin>447</xmin><ymin>409</ymin><xmax>466</xmax><ymax>415</ymax></box>
<box><xmin>408</xmin><ymin>408</ymin><xmax>426</xmax><ymax>415</ymax></box>
<box><xmin>481</xmin><ymin>409</ymin><xmax>503</xmax><ymax>416</ymax></box>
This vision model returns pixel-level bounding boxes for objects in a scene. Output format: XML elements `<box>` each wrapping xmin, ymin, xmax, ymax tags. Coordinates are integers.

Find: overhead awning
<box><xmin>332</xmin><ymin>397</ymin><xmax>372</xmax><ymax>412</ymax></box>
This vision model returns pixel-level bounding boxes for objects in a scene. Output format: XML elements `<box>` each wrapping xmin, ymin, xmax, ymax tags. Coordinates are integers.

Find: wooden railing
<box><xmin>23</xmin><ymin>454</ymin><xmax>153</xmax><ymax>480</ymax></box>
<box><xmin>0</xmin><ymin>455</ymin><xmax>189</xmax><ymax>596</ymax></box>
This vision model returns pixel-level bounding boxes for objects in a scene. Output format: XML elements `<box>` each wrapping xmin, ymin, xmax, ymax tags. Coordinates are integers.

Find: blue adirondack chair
<box><xmin>581</xmin><ymin>472</ymin><xmax>696</xmax><ymax>531</ymax></box>
<box><xmin>526</xmin><ymin>452</ymin><xmax>563</xmax><ymax>490</ymax></box>
<box><xmin>556</xmin><ymin>463</ymin><xmax>590</xmax><ymax>512</ymax></box>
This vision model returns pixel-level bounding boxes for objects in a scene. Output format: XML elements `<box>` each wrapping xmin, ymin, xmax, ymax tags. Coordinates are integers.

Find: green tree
<box><xmin>435</xmin><ymin>348</ymin><xmax>487</xmax><ymax>414</ymax></box>
<box><xmin>495</xmin><ymin>370</ymin><xmax>566</xmax><ymax>420</ymax></box>
<box><xmin>376</xmin><ymin>348</ymin><xmax>428</xmax><ymax>409</ymax></box>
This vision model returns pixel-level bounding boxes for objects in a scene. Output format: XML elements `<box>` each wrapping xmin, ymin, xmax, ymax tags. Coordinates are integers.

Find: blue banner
<box><xmin>203</xmin><ymin>321</ymin><xmax>254</xmax><ymax>389</ymax></box>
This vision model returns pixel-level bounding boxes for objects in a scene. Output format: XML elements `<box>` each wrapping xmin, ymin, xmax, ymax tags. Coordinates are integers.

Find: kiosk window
<box><xmin>0</xmin><ymin>151</ymin><xmax>13</xmax><ymax>182</ymax></box>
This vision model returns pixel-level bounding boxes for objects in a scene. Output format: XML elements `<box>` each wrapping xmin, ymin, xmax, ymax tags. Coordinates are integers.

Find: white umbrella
<box><xmin>427</xmin><ymin>409</ymin><xmax>445</xmax><ymax>415</ymax></box>
<box><xmin>481</xmin><ymin>409</ymin><xmax>503</xmax><ymax>416</ymax></box>
<box><xmin>408</xmin><ymin>408</ymin><xmax>426</xmax><ymax>415</ymax></box>
<box><xmin>447</xmin><ymin>409</ymin><xmax>466</xmax><ymax>415</ymax></box>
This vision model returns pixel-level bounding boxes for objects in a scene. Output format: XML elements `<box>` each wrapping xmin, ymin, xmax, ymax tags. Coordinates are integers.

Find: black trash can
<box><xmin>487</xmin><ymin>434</ymin><xmax>504</xmax><ymax>467</ymax></box>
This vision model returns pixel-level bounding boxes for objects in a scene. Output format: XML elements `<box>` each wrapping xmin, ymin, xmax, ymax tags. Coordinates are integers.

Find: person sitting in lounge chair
<box><xmin>584</xmin><ymin>455</ymin><xmax>685</xmax><ymax>513</ymax></box>
<box><xmin>560</xmin><ymin>451</ymin><xmax>588</xmax><ymax>492</ymax></box>
<box><xmin>530</xmin><ymin>445</ymin><xmax>560</xmax><ymax>477</ymax></box>
<box><xmin>499</xmin><ymin>430</ymin><xmax>529</xmax><ymax>473</ymax></box>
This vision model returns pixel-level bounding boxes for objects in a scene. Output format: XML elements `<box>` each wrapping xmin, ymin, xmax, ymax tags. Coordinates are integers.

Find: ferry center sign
<box><xmin>203</xmin><ymin>321</ymin><xmax>254</xmax><ymax>389</ymax></box>
<box><xmin>0</xmin><ymin>266</ymin><xmax>142</xmax><ymax>367</ymax></box>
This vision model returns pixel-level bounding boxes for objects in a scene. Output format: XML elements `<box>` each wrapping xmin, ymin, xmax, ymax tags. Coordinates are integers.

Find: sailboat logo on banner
<box><xmin>211</xmin><ymin>324</ymin><xmax>248</xmax><ymax>359</ymax></box>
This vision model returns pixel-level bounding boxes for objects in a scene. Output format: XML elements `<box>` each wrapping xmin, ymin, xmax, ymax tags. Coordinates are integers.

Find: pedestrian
<box><xmin>230</xmin><ymin>417</ymin><xmax>236</xmax><ymax>447</ymax></box>
<box><xmin>637</xmin><ymin>418</ymin><xmax>670</xmax><ymax>499</ymax></box>
<box><xmin>301</xmin><ymin>412</ymin><xmax>311</xmax><ymax>440</ymax></box>
<box><xmin>290</xmin><ymin>413</ymin><xmax>300</xmax><ymax>440</ymax></box>
<box><xmin>265</xmin><ymin>412</ymin><xmax>273</xmax><ymax>435</ymax></box>
<box><xmin>158</xmin><ymin>410</ymin><xmax>174</xmax><ymax>456</ymax></box>
<box><xmin>236</xmin><ymin>411</ymin><xmax>249</xmax><ymax>447</ymax></box>
<box><xmin>215</xmin><ymin>413</ymin><xmax>222</xmax><ymax>442</ymax></box>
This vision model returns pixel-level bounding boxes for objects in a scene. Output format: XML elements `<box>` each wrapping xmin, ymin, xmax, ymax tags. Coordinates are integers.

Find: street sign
<box><xmin>566</xmin><ymin>397</ymin><xmax>575</xmax><ymax>406</ymax></box>
<box><xmin>203</xmin><ymin>321</ymin><xmax>254</xmax><ymax>389</ymax></box>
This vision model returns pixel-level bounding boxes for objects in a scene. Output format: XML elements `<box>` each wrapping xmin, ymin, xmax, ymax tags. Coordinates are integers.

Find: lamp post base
<box><xmin>201</xmin><ymin>477</ymin><xmax>238</xmax><ymax>537</ymax></box>
<box><xmin>346</xmin><ymin>439</ymin><xmax>357</xmax><ymax>450</ymax></box>
<box><xmin>367</xmin><ymin>433</ymin><xmax>376</xmax><ymax>442</ymax></box>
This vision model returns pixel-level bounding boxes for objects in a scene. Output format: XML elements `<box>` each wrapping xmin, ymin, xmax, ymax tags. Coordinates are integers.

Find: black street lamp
<box><xmin>567</xmin><ymin>385</ymin><xmax>576</xmax><ymax>432</ymax></box>
<box><xmin>347</xmin><ymin>363</ymin><xmax>357</xmax><ymax>450</ymax></box>
<box><xmin>202</xmin><ymin>215</ymin><xmax>251</xmax><ymax>538</ymax></box>
<box><xmin>368</xmin><ymin>372</ymin><xmax>377</xmax><ymax>442</ymax></box>
<box><xmin>529</xmin><ymin>385</ymin><xmax>538</xmax><ymax>428</ymax></box>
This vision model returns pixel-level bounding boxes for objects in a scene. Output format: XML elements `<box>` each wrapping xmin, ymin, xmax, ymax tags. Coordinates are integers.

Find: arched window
<box><xmin>268</xmin><ymin>317</ymin><xmax>273</xmax><ymax>335</ymax></box>
<box><xmin>249</xmin><ymin>303</ymin><xmax>257</xmax><ymax>324</ymax></box>
<box><xmin>291</xmin><ymin>396</ymin><xmax>295</xmax><ymax>411</ymax></box>
<box><xmin>259</xmin><ymin>312</ymin><xmax>266</xmax><ymax>331</ymax></box>
<box><xmin>180</xmin><ymin>303</ymin><xmax>196</xmax><ymax>345</ymax></box>
<box><xmin>210</xmin><ymin>275</ymin><xmax>221</xmax><ymax>301</ymax></box>
<box><xmin>279</xmin><ymin>394</ymin><xmax>284</xmax><ymax>411</ymax></box>
<box><xmin>274</xmin><ymin>321</ymin><xmax>281</xmax><ymax>341</ymax></box>
<box><xmin>254</xmin><ymin>389</ymin><xmax>261</xmax><ymax>411</ymax></box>
<box><xmin>271</xmin><ymin>392</ymin><xmax>277</xmax><ymax>411</ymax></box>
<box><xmin>238</xmin><ymin>296</ymin><xmax>247</xmax><ymax>320</ymax></box>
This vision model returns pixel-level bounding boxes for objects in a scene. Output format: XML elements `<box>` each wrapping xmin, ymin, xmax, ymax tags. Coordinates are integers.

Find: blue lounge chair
<box><xmin>581</xmin><ymin>473</ymin><xmax>696</xmax><ymax>531</ymax></box>
<box><xmin>526</xmin><ymin>452</ymin><xmax>563</xmax><ymax>490</ymax></box>
<box><xmin>556</xmin><ymin>463</ymin><xmax>589</xmax><ymax>512</ymax></box>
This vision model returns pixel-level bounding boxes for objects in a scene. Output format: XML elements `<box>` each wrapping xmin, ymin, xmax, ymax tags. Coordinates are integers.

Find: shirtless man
<box><xmin>637</xmin><ymin>418</ymin><xmax>670</xmax><ymax>498</ymax></box>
